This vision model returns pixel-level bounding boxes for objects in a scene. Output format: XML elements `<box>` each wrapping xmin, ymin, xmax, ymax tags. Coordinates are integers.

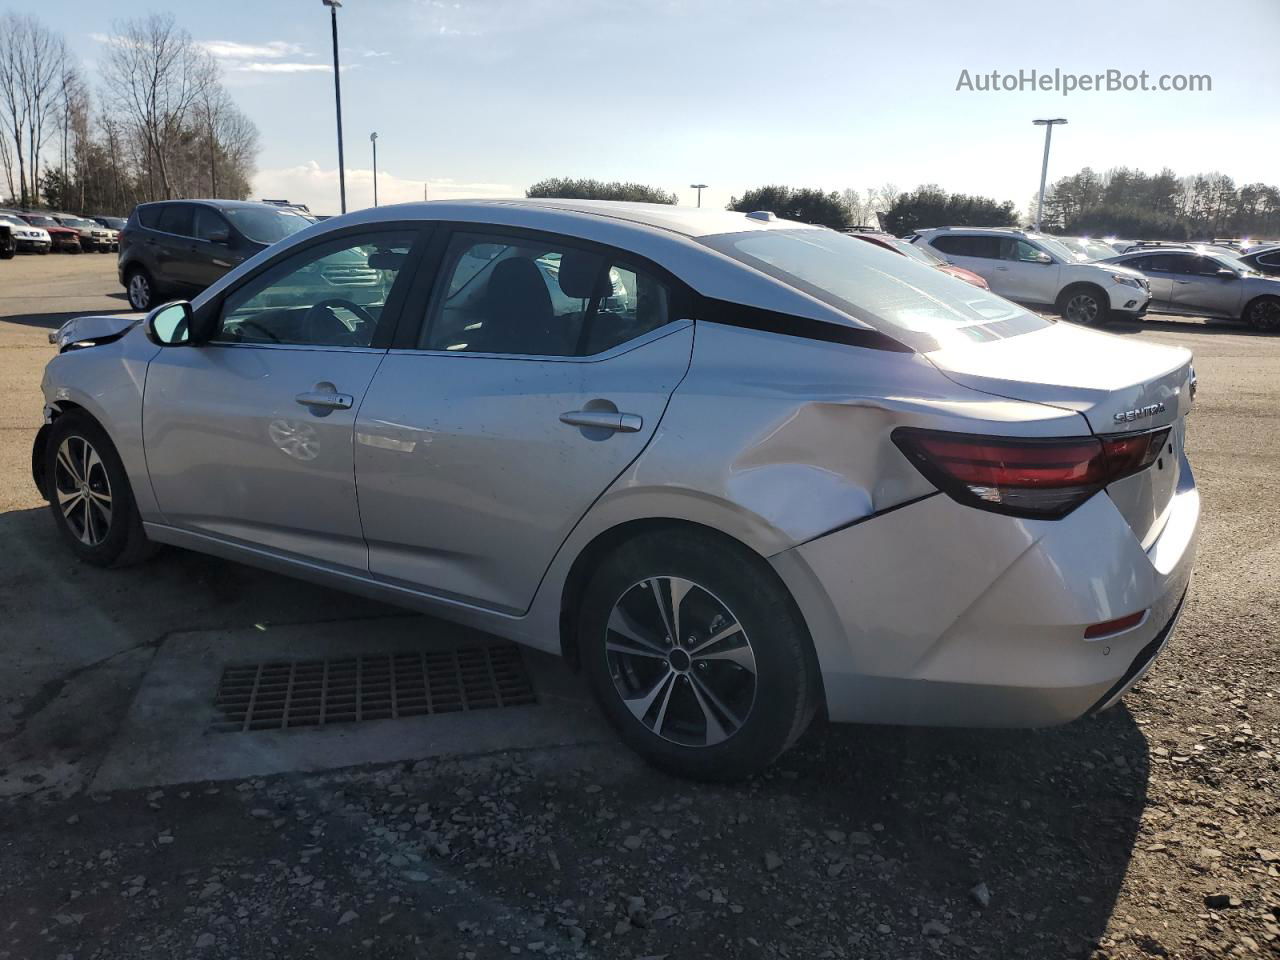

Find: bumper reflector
<box><xmin>1084</xmin><ymin>610</ymin><xmax>1146</xmax><ymax>639</ymax></box>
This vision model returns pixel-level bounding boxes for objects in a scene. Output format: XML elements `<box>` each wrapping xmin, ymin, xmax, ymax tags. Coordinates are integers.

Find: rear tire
<box><xmin>44</xmin><ymin>412</ymin><xmax>156</xmax><ymax>568</ymax></box>
<box><xmin>1057</xmin><ymin>284</ymin><xmax>1110</xmax><ymax>326</ymax></box>
<box><xmin>125</xmin><ymin>267</ymin><xmax>157</xmax><ymax>311</ymax></box>
<box><xmin>578</xmin><ymin>529</ymin><xmax>820</xmax><ymax>781</ymax></box>
<box><xmin>1243</xmin><ymin>296</ymin><xmax>1280</xmax><ymax>333</ymax></box>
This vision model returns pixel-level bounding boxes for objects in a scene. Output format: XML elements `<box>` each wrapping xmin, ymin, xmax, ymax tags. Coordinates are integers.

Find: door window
<box><xmin>216</xmin><ymin>231</ymin><xmax>416</xmax><ymax>347</ymax></box>
<box><xmin>420</xmin><ymin>233</ymin><xmax>673</xmax><ymax>356</ymax></box>
<box><xmin>157</xmin><ymin>204</ymin><xmax>194</xmax><ymax>237</ymax></box>
<box><xmin>1001</xmin><ymin>238</ymin><xmax>1047</xmax><ymax>262</ymax></box>
<box><xmin>1163</xmin><ymin>254</ymin><xmax>1204</xmax><ymax>275</ymax></box>
<box><xmin>193</xmin><ymin>207</ymin><xmax>231</xmax><ymax>243</ymax></box>
<box><xmin>931</xmin><ymin>234</ymin><xmax>1001</xmax><ymax>259</ymax></box>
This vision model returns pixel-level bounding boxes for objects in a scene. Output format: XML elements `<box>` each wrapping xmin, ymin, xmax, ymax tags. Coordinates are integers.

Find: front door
<box><xmin>1171</xmin><ymin>255</ymin><xmax>1243</xmax><ymax>318</ymax></box>
<box><xmin>997</xmin><ymin>238</ymin><xmax>1060</xmax><ymax>304</ymax></box>
<box><xmin>355</xmin><ymin>229</ymin><xmax>694</xmax><ymax>613</ymax></box>
<box><xmin>143</xmin><ymin>227</ymin><xmax>422</xmax><ymax>571</ymax></box>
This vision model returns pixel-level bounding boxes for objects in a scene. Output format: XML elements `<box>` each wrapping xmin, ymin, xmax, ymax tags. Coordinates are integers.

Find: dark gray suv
<box><xmin>119</xmin><ymin>199</ymin><xmax>313</xmax><ymax>310</ymax></box>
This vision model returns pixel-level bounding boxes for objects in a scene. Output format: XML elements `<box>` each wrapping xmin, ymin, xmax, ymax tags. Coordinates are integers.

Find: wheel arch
<box><xmin>1056</xmin><ymin>280</ymin><xmax>1109</xmax><ymax>312</ymax></box>
<box><xmin>1241</xmin><ymin>293</ymin><xmax>1280</xmax><ymax>329</ymax></box>
<box><xmin>31</xmin><ymin>400</ymin><xmax>91</xmax><ymax>500</ymax></box>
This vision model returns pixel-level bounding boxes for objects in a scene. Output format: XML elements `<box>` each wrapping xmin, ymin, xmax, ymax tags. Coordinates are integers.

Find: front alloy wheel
<box><xmin>53</xmin><ymin>435</ymin><xmax>113</xmax><ymax>546</ymax></box>
<box><xmin>606</xmin><ymin>577</ymin><xmax>758</xmax><ymax>747</ymax></box>
<box><xmin>1065</xmin><ymin>291</ymin><xmax>1102</xmax><ymax>325</ymax></box>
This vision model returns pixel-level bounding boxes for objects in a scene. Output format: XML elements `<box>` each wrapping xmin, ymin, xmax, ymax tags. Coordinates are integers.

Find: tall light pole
<box><xmin>1033</xmin><ymin>118</ymin><xmax>1067</xmax><ymax>232</ymax></box>
<box><xmin>322</xmin><ymin>0</ymin><xmax>346</xmax><ymax>214</ymax></box>
<box><xmin>689</xmin><ymin>183</ymin><xmax>708</xmax><ymax>208</ymax></box>
<box><xmin>370</xmin><ymin>132</ymin><xmax>378</xmax><ymax>207</ymax></box>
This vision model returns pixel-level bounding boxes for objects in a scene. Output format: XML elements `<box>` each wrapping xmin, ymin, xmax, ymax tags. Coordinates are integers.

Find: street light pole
<box><xmin>370</xmin><ymin>132</ymin><xmax>378</xmax><ymax>207</ymax></box>
<box><xmin>1032</xmin><ymin>118</ymin><xmax>1067</xmax><ymax>231</ymax></box>
<box><xmin>323</xmin><ymin>0</ymin><xmax>346</xmax><ymax>214</ymax></box>
<box><xmin>689</xmin><ymin>183</ymin><xmax>708</xmax><ymax>208</ymax></box>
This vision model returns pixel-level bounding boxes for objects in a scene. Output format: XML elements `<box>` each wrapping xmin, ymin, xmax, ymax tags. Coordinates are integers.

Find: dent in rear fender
<box><xmin>610</xmin><ymin>323</ymin><xmax>1086</xmax><ymax>550</ymax></box>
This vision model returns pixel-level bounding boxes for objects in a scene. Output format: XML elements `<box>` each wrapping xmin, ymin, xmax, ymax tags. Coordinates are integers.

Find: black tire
<box><xmin>0</xmin><ymin>245</ymin><xmax>13</xmax><ymax>260</ymax></box>
<box><xmin>1056</xmin><ymin>284</ymin><xmax>1110</xmax><ymax>326</ymax></box>
<box><xmin>125</xmin><ymin>266</ymin><xmax>157</xmax><ymax>311</ymax></box>
<box><xmin>1242</xmin><ymin>296</ymin><xmax>1280</xmax><ymax>333</ymax></box>
<box><xmin>44</xmin><ymin>411</ymin><xmax>156</xmax><ymax>568</ymax></box>
<box><xmin>579</xmin><ymin>529</ymin><xmax>821</xmax><ymax>781</ymax></box>
<box><xmin>38</xmin><ymin>247</ymin><xmax>50</xmax><ymax>255</ymax></box>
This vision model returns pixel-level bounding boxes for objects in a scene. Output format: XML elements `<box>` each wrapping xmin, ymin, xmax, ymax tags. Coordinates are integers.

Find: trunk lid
<box><xmin>925</xmin><ymin>321</ymin><xmax>1195</xmax><ymax>546</ymax></box>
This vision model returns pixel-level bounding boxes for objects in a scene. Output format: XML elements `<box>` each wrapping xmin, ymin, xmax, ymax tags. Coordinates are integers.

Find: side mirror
<box><xmin>1216</xmin><ymin>267</ymin><xmax>1235</xmax><ymax>278</ymax></box>
<box><xmin>207</xmin><ymin>228</ymin><xmax>231</xmax><ymax>245</ymax></box>
<box><xmin>146</xmin><ymin>301</ymin><xmax>194</xmax><ymax>346</ymax></box>
<box><xmin>1034</xmin><ymin>252</ymin><xmax>1054</xmax><ymax>264</ymax></box>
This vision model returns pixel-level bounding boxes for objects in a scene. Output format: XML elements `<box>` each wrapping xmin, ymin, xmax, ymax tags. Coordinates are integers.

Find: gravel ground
<box><xmin>0</xmin><ymin>256</ymin><xmax>1276</xmax><ymax>959</ymax></box>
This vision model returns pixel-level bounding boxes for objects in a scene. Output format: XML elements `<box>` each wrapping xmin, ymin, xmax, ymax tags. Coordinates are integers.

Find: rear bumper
<box><xmin>771</xmin><ymin>455</ymin><xmax>1199</xmax><ymax>728</ymax></box>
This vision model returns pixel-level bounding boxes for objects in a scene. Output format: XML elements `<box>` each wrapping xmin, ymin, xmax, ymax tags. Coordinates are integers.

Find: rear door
<box><xmin>153</xmin><ymin>203</ymin><xmax>197</xmax><ymax>291</ymax></box>
<box><xmin>354</xmin><ymin>227</ymin><xmax>693</xmax><ymax>613</ymax></box>
<box><xmin>1171</xmin><ymin>255</ymin><xmax>1243</xmax><ymax>318</ymax></box>
<box><xmin>929</xmin><ymin>234</ymin><xmax>1005</xmax><ymax>294</ymax></box>
<box><xmin>1131</xmin><ymin>254</ymin><xmax>1179</xmax><ymax>311</ymax></box>
<box><xmin>143</xmin><ymin>227</ymin><xmax>422</xmax><ymax>571</ymax></box>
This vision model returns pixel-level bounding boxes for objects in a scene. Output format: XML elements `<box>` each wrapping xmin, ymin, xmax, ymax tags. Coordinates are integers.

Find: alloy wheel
<box><xmin>1065</xmin><ymin>293</ymin><xmax>1100</xmax><ymax>324</ymax></box>
<box><xmin>1248</xmin><ymin>300</ymin><xmax>1280</xmax><ymax>332</ymax></box>
<box><xmin>128</xmin><ymin>273</ymin><xmax>150</xmax><ymax>310</ymax></box>
<box><xmin>605</xmin><ymin>576</ymin><xmax>757</xmax><ymax>747</ymax></box>
<box><xmin>53</xmin><ymin>435</ymin><xmax>113</xmax><ymax>546</ymax></box>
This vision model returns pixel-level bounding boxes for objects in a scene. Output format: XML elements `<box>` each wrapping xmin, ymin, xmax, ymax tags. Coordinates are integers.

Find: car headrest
<box><xmin>556</xmin><ymin>249</ymin><xmax>608</xmax><ymax>299</ymax></box>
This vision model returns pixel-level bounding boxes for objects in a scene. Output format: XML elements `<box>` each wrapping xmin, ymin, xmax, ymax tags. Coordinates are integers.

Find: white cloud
<box><xmin>361</xmin><ymin>49</ymin><xmax>392</xmax><ymax>57</ymax></box>
<box><xmin>234</xmin><ymin>62</ymin><xmax>334</xmax><ymax>74</ymax></box>
<box><xmin>253</xmin><ymin>161</ymin><xmax>518</xmax><ymax>216</ymax></box>
<box><xmin>199</xmin><ymin>40</ymin><xmax>305</xmax><ymax>60</ymax></box>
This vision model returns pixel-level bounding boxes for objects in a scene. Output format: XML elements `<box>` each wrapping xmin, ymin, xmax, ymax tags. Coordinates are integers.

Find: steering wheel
<box><xmin>302</xmin><ymin>298</ymin><xmax>377</xmax><ymax>345</ymax></box>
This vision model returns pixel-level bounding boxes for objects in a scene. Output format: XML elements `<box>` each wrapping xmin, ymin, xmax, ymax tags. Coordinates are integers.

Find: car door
<box><xmin>354</xmin><ymin>227</ymin><xmax>694</xmax><ymax>613</ymax></box>
<box><xmin>188</xmin><ymin>206</ymin><xmax>244</xmax><ymax>289</ymax></box>
<box><xmin>152</xmin><ymin>204</ymin><xmax>197</xmax><ymax>290</ymax></box>
<box><xmin>1171</xmin><ymin>255</ymin><xmax>1243</xmax><ymax>317</ymax></box>
<box><xmin>1131</xmin><ymin>254</ymin><xmax>1179</xmax><ymax>311</ymax></box>
<box><xmin>143</xmin><ymin>227</ymin><xmax>423</xmax><ymax>572</ymax></box>
<box><xmin>995</xmin><ymin>238</ymin><xmax>1060</xmax><ymax>304</ymax></box>
<box><xmin>929</xmin><ymin>235</ymin><xmax>1004</xmax><ymax>293</ymax></box>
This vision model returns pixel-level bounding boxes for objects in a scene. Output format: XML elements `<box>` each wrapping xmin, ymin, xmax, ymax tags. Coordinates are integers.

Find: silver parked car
<box><xmin>33</xmin><ymin>200</ymin><xmax>1200</xmax><ymax>780</ymax></box>
<box><xmin>1102</xmin><ymin>248</ymin><xmax>1280</xmax><ymax>331</ymax></box>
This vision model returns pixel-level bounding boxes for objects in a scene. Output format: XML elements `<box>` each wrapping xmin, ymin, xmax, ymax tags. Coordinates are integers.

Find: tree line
<box><xmin>1041</xmin><ymin>166</ymin><xmax>1280</xmax><ymax>240</ymax></box>
<box><xmin>0</xmin><ymin>12</ymin><xmax>259</xmax><ymax>215</ymax></box>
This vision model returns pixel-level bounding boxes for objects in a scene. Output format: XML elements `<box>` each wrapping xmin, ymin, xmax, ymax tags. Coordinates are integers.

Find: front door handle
<box><xmin>560</xmin><ymin>410</ymin><xmax>643</xmax><ymax>433</ymax></box>
<box><xmin>296</xmin><ymin>391</ymin><xmax>354</xmax><ymax>410</ymax></box>
<box><xmin>1174</xmin><ymin>279</ymin><xmax>1193</xmax><ymax>285</ymax></box>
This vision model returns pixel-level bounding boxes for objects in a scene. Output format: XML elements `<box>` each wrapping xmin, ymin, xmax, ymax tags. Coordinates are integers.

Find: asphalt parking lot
<box><xmin>0</xmin><ymin>254</ymin><xmax>1277</xmax><ymax>959</ymax></box>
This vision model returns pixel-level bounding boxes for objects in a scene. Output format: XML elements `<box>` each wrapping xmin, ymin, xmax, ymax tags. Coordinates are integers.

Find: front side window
<box><xmin>223</xmin><ymin>207</ymin><xmax>311</xmax><ymax>244</ymax></box>
<box><xmin>216</xmin><ymin>231</ymin><xmax>416</xmax><ymax>347</ymax></box>
<box><xmin>420</xmin><ymin>233</ymin><xmax>672</xmax><ymax>357</ymax></box>
<box><xmin>193</xmin><ymin>207</ymin><xmax>231</xmax><ymax>242</ymax></box>
<box><xmin>1003</xmin><ymin>238</ymin><xmax>1047</xmax><ymax>262</ymax></box>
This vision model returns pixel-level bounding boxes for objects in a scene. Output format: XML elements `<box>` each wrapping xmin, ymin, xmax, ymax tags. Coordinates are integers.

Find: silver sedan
<box><xmin>1103</xmin><ymin>248</ymin><xmax>1280</xmax><ymax>331</ymax></box>
<box><xmin>33</xmin><ymin>200</ymin><xmax>1199</xmax><ymax>780</ymax></box>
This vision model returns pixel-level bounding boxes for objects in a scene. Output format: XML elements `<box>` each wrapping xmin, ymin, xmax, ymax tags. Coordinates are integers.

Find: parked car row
<box><xmin>0</xmin><ymin>209</ymin><xmax>124</xmax><ymax>254</ymax></box>
<box><xmin>904</xmin><ymin>226</ymin><xmax>1280</xmax><ymax>332</ymax></box>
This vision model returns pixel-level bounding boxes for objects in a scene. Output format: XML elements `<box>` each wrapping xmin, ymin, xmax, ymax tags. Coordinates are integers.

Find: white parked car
<box><xmin>0</xmin><ymin>213</ymin><xmax>52</xmax><ymax>254</ymax></box>
<box><xmin>911</xmin><ymin>227</ymin><xmax>1151</xmax><ymax>325</ymax></box>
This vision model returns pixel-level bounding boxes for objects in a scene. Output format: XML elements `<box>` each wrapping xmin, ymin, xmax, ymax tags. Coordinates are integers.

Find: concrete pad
<box><xmin>90</xmin><ymin>616</ymin><xmax>610</xmax><ymax>791</ymax></box>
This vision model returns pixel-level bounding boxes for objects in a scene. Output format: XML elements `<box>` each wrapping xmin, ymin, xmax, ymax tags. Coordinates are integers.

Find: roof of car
<box><xmin>343</xmin><ymin>199</ymin><xmax>826</xmax><ymax>239</ymax></box>
<box><xmin>138</xmin><ymin>198</ymin><xmax>307</xmax><ymax>213</ymax></box>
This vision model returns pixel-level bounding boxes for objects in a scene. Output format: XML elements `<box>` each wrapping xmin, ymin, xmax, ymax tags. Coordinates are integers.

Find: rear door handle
<box><xmin>560</xmin><ymin>410</ymin><xmax>643</xmax><ymax>433</ymax></box>
<box><xmin>296</xmin><ymin>391</ymin><xmax>354</xmax><ymax>410</ymax></box>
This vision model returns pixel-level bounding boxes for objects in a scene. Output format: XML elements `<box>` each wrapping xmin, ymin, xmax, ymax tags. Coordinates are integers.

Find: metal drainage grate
<box><xmin>210</xmin><ymin>645</ymin><xmax>537</xmax><ymax>733</ymax></box>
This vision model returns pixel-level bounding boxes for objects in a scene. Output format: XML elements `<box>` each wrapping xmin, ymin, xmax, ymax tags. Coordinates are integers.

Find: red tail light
<box><xmin>892</xmin><ymin>426</ymin><xmax>1171</xmax><ymax>519</ymax></box>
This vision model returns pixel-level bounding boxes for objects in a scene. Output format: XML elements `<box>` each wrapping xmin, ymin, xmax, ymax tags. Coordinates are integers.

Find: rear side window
<box><xmin>932</xmin><ymin>234</ymin><xmax>1001</xmax><ymax>259</ymax></box>
<box><xmin>420</xmin><ymin>232</ymin><xmax>672</xmax><ymax>357</ymax></box>
<box><xmin>156</xmin><ymin>204</ymin><xmax>193</xmax><ymax>237</ymax></box>
<box><xmin>136</xmin><ymin>205</ymin><xmax>162</xmax><ymax>229</ymax></box>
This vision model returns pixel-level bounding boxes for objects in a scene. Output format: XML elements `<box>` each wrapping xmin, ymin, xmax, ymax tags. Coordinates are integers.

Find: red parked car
<box><xmin>19</xmin><ymin>214</ymin><xmax>82</xmax><ymax>253</ymax></box>
<box><xmin>847</xmin><ymin>230</ymin><xmax>989</xmax><ymax>289</ymax></box>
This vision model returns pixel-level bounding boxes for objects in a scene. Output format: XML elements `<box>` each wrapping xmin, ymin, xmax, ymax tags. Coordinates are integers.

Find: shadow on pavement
<box><xmin>0</xmin><ymin>307</ymin><xmax>138</xmax><ymax>331</ymax></box>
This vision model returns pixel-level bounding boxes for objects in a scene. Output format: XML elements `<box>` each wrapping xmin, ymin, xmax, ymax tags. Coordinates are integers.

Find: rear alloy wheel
<box><xmin>579</xmin><ymin>530</ymin><xmax>820</xmax><ymax>781</ymax></box>
<box><xmin>45</xmin><ymin>412</ymin><xmax>155</xmax><ymax>567</ymax></box>
<box><xmin>1059</xmin><ymin>286</ymin><xmax>1109</xmax><ymax>326</ymax></box>
<box><xmin>126</xmin><ymin>269</ymin><xmax>155</xmax><ymax>311</ymax></box>
<box><xmin>1244</xmin><ymin>296</ymin><xmax>1280</xmax><ymax>333</ymax></box>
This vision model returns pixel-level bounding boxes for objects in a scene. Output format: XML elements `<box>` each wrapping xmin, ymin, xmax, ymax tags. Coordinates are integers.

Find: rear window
<box><xmin>136</xmin><ymin>205</ymin><xmax>162</xmax><ymax>229</ymax></box>
<box><xmin>224</xmin><ymin>207</ymin><xmax>311</xmax><ymax>245</ymax></box>
<box><xmin>157</xmin><ymin>205</ymin><xmax>194</xmax><ymax>236</ymax></box>
<box><xmin>931</xmin><ymin>234</ymin><xmax>1001</xmax><ymax>259</ymax></box>
<box><xmin>700</xmin><ymin>229</ymin><xmax>1049</xmax><ymax>351</ymax></box>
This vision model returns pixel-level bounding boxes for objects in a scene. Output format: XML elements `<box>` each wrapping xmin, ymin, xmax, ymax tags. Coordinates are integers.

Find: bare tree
<box><xmin>100</xmin><ymin>13</ymin><xmax>216</xmax><ymax>200</ymax></box>
<box><xmin>0</xmin><ymin>14</ymin><xmax>68</xmax><ymax>207</ymax></box>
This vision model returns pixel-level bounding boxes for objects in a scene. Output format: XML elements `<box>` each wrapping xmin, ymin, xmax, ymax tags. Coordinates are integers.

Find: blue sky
<box><xmin>34</xmin><ymin>0</ymin><xmax>1280</xmax><ymax>215</ymax></box>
